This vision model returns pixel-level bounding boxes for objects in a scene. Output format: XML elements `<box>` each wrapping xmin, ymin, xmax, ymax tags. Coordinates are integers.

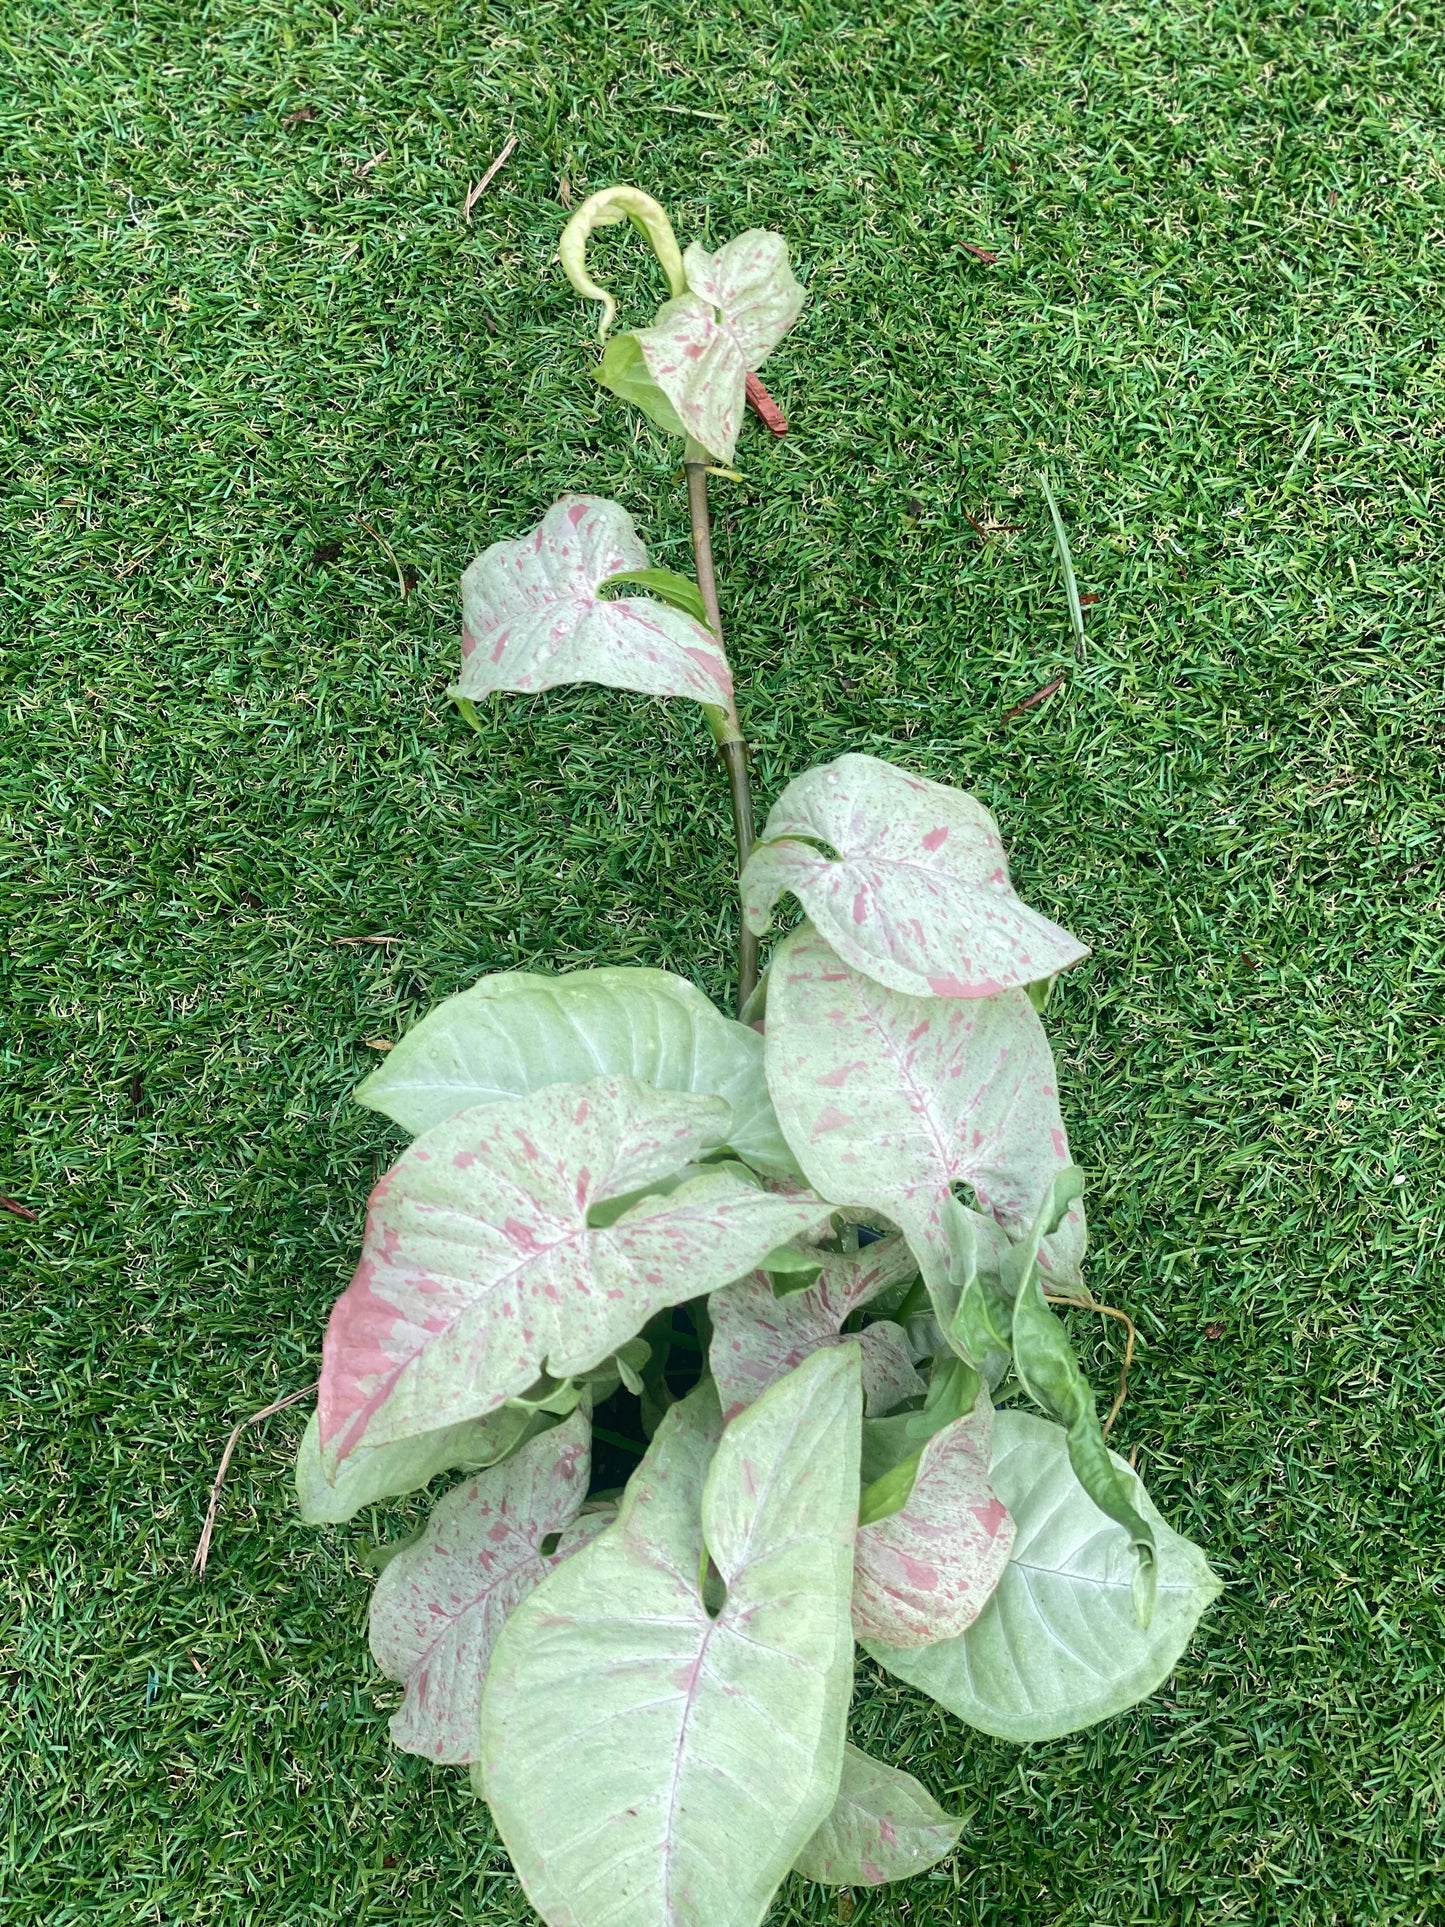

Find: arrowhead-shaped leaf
<box><xmin>479</xmin><ymin>1348</ymin><xmax>862</xmax><ymax>1927</ymax></box>
<box><xmin>852</xmin><ymin>1395</ymin><xmax>1013</xmax><ymax>1649</ymax></box>
<box><xmin>742</xmin><ymin>755</ymin><xmax>1087</xmax><ymax>999</ymax></box>
<box><xmin>763</xmin><ymin>924</ymin><xmax>1085</xmax><ymax>1293</ymax></box>
<box><xmin>355</xmin><ymin>966</ymin><xmax>795</xmax><ymax>1178</ymax></box>
<box><xmin>867</xmin><ymin>1409</ymin><xmax>1222</xmax><ymax>1742</ymax></box>
<box><xmin>368</xmin><ymin>1406</ymin><xmax>612</xmax><ymax>1763</ymax></box>
<box><xmin>970</xmin><ymin>1172</ymin><xmax>1157</xmax><ymax>1623</ymax></box>
<box><xmin>625</xmin><ymin>232</ymin><xmax>805</xmax><ymax>463</ymax></box>
<box><xmin>454</xmin><ymin>495</ymin><xmax>732</xmax><ymax>708</ymax></box>
<box><xmin>295</xmin><ymin>1403</ymin><xmax>544</xmax><ymax>1525</ymax></box>
<box><xmin>318</xmin><ymin>1075</ymin><xmax>833</xmax><ymax>1474</ymax></box>
<box><xmin>793</xmin><ymin>1743</ymin><xmax>960</xmax><ymax>1887</ymax></box>
<box><xmin>709</xmin><ymin>1236</ymin><xmax>923</xmax><ymax>1420</ymax></box>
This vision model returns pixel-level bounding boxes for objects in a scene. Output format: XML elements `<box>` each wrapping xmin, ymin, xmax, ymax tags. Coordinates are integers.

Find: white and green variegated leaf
<box><xmin>368</xmin><ymin>1407</ymin><xmax>611</xmax><ymax>1764</ymax></box>
<box><xmin>479</xmin><ymin>1348</ymin><xmax>862</xmax><ymax>1927</ymax></box>
<box><xmin>709</xmin><ymin>1235</ymin><xmax>922</xmax><ymax>1420</ymax></box>
<box><xmin>867</xmin><ymin>1410</ymin><xmax>1221</xmax><ymax>1742</ymax></box>
<box><xmin>763</xmin><ymin>924</ymin><xmax>1084</xmax><ymax>1293</ymax></box>
<box><xmin>596</xmin><ymin>332</ymin><xmax>689</xmax><ymax>439</ymax></box>
<box><xmin>627</xmin><ymin>232</ymin><xmax>805</xmax><ymax>463</ymax></box>
<box><xmin>742</xmin><ymin>753</ymin><xmax>1087</xmax><ymax>999</ymax></box>
<box><xmin>355</xmin><ymin>966</ymin><xmax>795</xmax><ymax>1178</ymax></box>
<box><xmin>965</xmin><ymin>1172</ymin><xmax>1158</xmax><ymax>1623</ymax></box>
<box><xmin>793</xmin><ymin>1744</ymin><xmax>960</xmax><ymax>1887</ymax></box>
<box><xmin>453</xmin><ymin>495</ymin><xmax>732</xmax><ymax>708</ymax></box>
<box><xmin>317</xmin><ymin>1075</ymin><xmax>833</xmax><ymax>1476</ymax></box>
<box><xmin>295</xmin><ymin>1403</ymin><xmax>546</xmax><ymax>1526</ymax></box>
<box><xmin>852</xmin><ymin>1393</ymin><xmax>1012</xmax><ymax>1649</ymax></box>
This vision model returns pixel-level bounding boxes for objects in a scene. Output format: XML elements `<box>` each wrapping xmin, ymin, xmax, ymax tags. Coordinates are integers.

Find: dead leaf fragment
<box><xmin>364</xmin><ymin>1038</ymin><xmax>395</xmax><ymax>1052</ymax></box>
<box><xmin>282</xmin><ymin>105</ymin><xmax>317</xmax><ymax>130</ymax></box>
<box><xmin>961</xmin><ymin>240</ymin><xmax>999</xmax><ymax>263</ymax></box>
<box><xmin>1001</xmin><ymin>676</ymin><xmax>1065</xmax><ymax>722</ymax></box>
<box><xmin>744</xmin><ymin>371</ymin><xmax>787</xmax><ymax>436</ymax></box>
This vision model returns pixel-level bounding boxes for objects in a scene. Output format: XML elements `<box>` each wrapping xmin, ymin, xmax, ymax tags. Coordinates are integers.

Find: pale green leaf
<box><xmin>867</xmin><ymin>1409</ymin><xmax>1221</xmax><ymax>1742</ymax></box>
<box><xmin>596</xmin><ymin>332</ymin><xmax>689</xmax><ymax>438</ymax></box>
<box><xmin>295</xmin><ymin>1404</ymin><xmax>545</xmax><ymax>1526</ymax></box>
<box><xmin>764</xmin><ymin>924</ymin><xmax>1085</xmax><ymax>1294</ymax></box>
<box><xmin>368</xmin><ymin>1408</ymin><xmax>611</xmax><ymax>1763</ymax></box>
<box><xmin>742</xmin><ymin>754</ymin><xmax>1087</xmax><ymax>999</ymax></box>
<box><xmin>317</xmin><ymin>1075</ymin><xmax>833</xmax><ymax>1476</ymax></box>
<box><xmin>1004</xmin><ymin>1172</ymin><xmax>1157</xmax><ymax>1623</ymax></box>
<box><xmin>598</xmin><ymin>565</ymin><xmax>708</xmax><ymax>626</ymax></box>
<box><xmin>453</xmin><ymin>495</ymin><xmax>732</xmax><ymax>708</ymax></box>
<box><xmin>356</xmin><ymin>965</ymin><xmax>795</xmax><ymax>1178</ymax></box>
<box><xmin>793</xmin><ymin>1744</ymin><xmax>960</xmax><ymax>1887</ymax></box>
<box><xmin>479</xmin><ymin>1347</ymin><xmax>863</xmax><ymax>1927</ymax></box>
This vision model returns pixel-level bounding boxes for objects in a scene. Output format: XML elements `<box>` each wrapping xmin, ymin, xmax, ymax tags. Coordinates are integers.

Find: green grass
<box><xmin>4</xmin><ymin>0</ymin><xmax>1444</xmax><ymax>1920</ymax></box>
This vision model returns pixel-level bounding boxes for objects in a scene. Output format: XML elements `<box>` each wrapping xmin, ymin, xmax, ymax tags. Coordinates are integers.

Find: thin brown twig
<box><xmin>1044</xmin><ymin>1293</ymin><xmax>1138</xmax><ymax>1437</ymax></box>
<box><xmin>0</xmin><ymin>1195</ymin><xmax>39</xmax><ymax>1221</ymax></box>
<box><xmin>463</xmin><ymin>134</ymin><xmax>518</xmax><ymax>222</ymax></box>
<box><xmin>356</xmin><ymin>516</ymin><xmax>408</xmax><ymax>599</ymax></box>
<box><xmin>1001</xmin><ymin>675</ymin><xmax>1065</xmax><ymax>722</ymax></box>
<box><xmin>353</xmin><ymin>149</ymin><xmax>389</xmax><ymax>179</ymax></box>
<box><xmin>962</xmin><ymin>505</ymin><xmax>1023</xmax><ymax>540</ymax></box>
<box><xmin>191</xmin><ymin>1383</ymin><xmax>317</xmax><ymax>1579</ymax></box>
<box><xmin>961</xmin><ymin>241</ymin><xmax>999</xmax><ymax>263</ymax></box>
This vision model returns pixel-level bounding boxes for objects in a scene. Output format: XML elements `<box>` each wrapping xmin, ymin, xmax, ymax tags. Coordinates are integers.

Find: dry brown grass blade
<box><xmin>191</xmin><ymin>1383</ymin><xmax>317</xmax><ymax>1579</ymax></box>
<box><xmin>463</xmin><ymin>133</ymin><xmax>518</xmax><ymax>222</ymax></box>
<box><xmin>1043</xmin><ymin>1293</ymin><xmax>1139</xmax><ymax>1437</ymax></box>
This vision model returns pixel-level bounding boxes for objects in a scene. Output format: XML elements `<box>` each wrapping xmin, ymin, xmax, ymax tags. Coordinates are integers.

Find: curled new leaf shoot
<box><xmin>559</xmin><ymin>186</ymin><xmax>687</xmax><ymax>340</ymax></box>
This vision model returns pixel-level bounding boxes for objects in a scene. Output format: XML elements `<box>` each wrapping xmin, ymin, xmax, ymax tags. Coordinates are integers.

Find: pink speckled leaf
<box><xmin>368</xmin><ymin>1406</ymin><xmax>614</xmax><ymax>1763</ymax></box>
<box><xmin>763</xmin><ymin>925</ymin><xmax>1084</xmax><ymax>1295</ymax></box>
<box><xmin>793</xmin><ymin>1744</ymin><xmax>960</xmax><ymax>1887</ymax></box>
<box><xmin>632</xmin><ymin>231</ymin><xmax>805</xmax><ymax>463</ymax></box>
<box><xmin>710</xmin><ymin>1236</ymin><xmax>924</xmax><ymax>1420</ymax></box>
<box><xmin>742</xmin><ymin>754</ymin><xmax>1088</xmax><ymax>999</ymax></box>
<box><xmin>852</xmin><ymin>1397</ymin><xmax>1014</xmax><ymax>1649</ymax></box>
<box><xmin>479</xmin><ymin>1349</ymin><xmax>862</xmax><ymax>1927</ymax></box>
<box><xmin>317</xmin><ymin>1074</ymin><xmax>834</xmax><ymax>1476</ymax></box>
<box><xmin>453</xmin><ymin>495</ymin><xmax>732</xmax><ymax>708</ymax></box>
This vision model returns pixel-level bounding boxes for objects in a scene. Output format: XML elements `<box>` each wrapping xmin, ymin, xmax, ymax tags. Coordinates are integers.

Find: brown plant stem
<box><xmin>1043</xmin><ymin>1293</ymin><xmax>1139</xmax><ymax>1437</ymax></box>
<box><xmin>685</xmin><ymin>446</ymin><xmax>759</xmax><ymax>1014</ymax></box>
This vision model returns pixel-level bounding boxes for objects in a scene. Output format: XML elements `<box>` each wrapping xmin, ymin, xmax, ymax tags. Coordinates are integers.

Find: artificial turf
<box><xmin>4</xmin><ymin>0</ymin><xmax>1444</xmax><ymax>1920</ymax></box>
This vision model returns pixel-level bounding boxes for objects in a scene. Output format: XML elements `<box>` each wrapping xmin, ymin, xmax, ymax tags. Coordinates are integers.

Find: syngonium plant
<box><xmin>295</xmin><ymin>187</ymin><xmax>1220</xmax><ymax>1925</ymax></box>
